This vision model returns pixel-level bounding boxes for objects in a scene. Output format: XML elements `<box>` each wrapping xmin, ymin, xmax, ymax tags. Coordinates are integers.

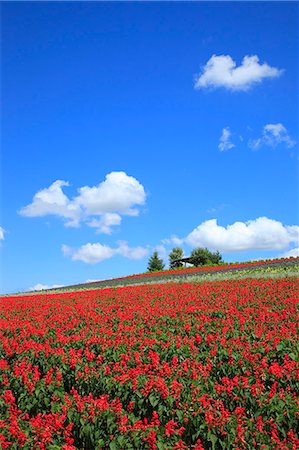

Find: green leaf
<box><xmin>149</xmin><ymin>393</ymin><xmax>159</xmax><ymax>407</ymax></box>
<box><xmin>117</xmin><ymin>435</ymin><xmax>126</xmax><ymax>446</ymax></box>
<box><xmin>208</xmin><ymin>431</ymin><xmax>218</xmax><ymax>450</ymax></box>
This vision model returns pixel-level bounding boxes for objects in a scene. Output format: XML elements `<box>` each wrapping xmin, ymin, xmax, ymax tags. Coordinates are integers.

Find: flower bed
<box><xmin>0</xmin><ymin>277</ymin><xmax>298</xmax><ymax>448</ymax></box>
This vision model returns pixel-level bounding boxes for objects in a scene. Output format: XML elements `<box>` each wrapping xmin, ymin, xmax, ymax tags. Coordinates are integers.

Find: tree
<box><xmin>209</xmin><ymin>250</ymin><xmax>223</xmax><ymax>265</ymax></box>
<box><xmin>147</xmin><ymin>251</ymin><xmax>165</xmax><ymax>272</ymax></box>
<box><xmin>190</xmin><ymin>247</ymin><xmax>223</xmax><ymax>267</ymax></box>
<box><xmin>169</xmin><ymin>247</ymin><xmax>184</xmax><ymax>269</ymax></box>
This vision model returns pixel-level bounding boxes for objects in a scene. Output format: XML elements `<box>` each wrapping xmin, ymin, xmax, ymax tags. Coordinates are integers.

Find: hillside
<box><xmin>29</xmin><ymin>257</ymin><xmax>299</xmax><ymax>294</ymax></box>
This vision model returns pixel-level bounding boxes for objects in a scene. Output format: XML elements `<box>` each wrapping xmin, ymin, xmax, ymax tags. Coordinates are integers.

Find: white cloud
<box><xmin>61</xmin><ymin>244</ymin><xmax>72</xmax><ymax>257</ymax></box>
<box><xmin>162</xmin><ymin>236</ymin><xmax>184</xmax><ymax>246</ymax></box>
<box><xmin>184</xmin><ymin>217</ymin><xmax>299</xmax><ymax>252</ymax></box>
<box><xmin>207</xmin><ymin>203</ymin><xmax>230</xmax><ymax>214</ymax></box>
<box><xmin>218</xmin><ymin>127</ymin><xmax>235</xmax><ymax>151</ymax></box>
<box><xmin>74</xmin><ymin>172</ymin><xmax>145</xmax><ymax>216</ymax></box>
<box><xmin>66</xmin><ymin>243</ymin><xmax>115</xmax><ymax>264</ymax></box>
<box><xmin>19</xmin><ymin>180</ymin><xmax>81</xmax><ymax>227</ymax></box>
<box><xmin>279</xmin><ymin>247</ymin><xmax>299</xmax><ymax>258</ymax></box>
<box><xmin>29</xmin><ymin>283</ymin><xmax>63</xmax><ymax>291</ymax></box>
<box><xmin>195</xmin><ymin>54</ymin><xmax>282</xmax><ymax>91</ymax></box>
<box><xmin>116</xmin><ymin>240</ymin><xmax>149</xmax><ymax>260</ymax></box>
<box><xmin>19</xmin><ymin>172</ymin><xmax>146</xmax><ymax>234</ymax></box>
<box><xmin>87</xmin><ymin>213</ymin><xmax>122</xmax><ymax>235</ymax></box>
<box><xmin>154</xmin><ymin>244</ymin><xmax>169</xmax><ymax>263</ymax></box>
<box><xmin>249</xmin><ymin>123</ymin><xmax>296</xmax><ymax>150</ymax></box>
<box><xmin>0</xmin><ymin>227</ymin><xmax>5</xmax><ymax>241</ymax></box>
<box><xmin>63</xmin><ymin>241</ymin><xmax>148</xmax><ymax>264</ymax></box>
<box><xmin>85</xmin><ymin>279</ymin><xmax>102</xmax><ymax>283</ymax></box>
<box><xmin>286</xmin><ymin>225</ymin><xmax>299</xmax><ymax>243</ymax></box>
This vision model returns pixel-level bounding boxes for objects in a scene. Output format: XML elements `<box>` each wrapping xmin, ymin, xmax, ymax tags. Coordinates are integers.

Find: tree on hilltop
<box><xmin>147</xmin><ymin>251</ymin><xmax>165</xmax><ymax>272</ymax></box>
<box><xmin>190</xmin><ymin>248</ymin><xmax>223</xmax><ymax>267</ymax></box>
<box><xmin>169</xmin><ymin>247</ymin><xmax>184</xmax><ymax>269</ymax></box>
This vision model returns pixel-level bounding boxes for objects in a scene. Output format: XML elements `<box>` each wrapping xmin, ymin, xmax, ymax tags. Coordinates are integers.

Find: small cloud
<box><xmin>87</xmin><ymin>213</ymin><xmax>122</xmax><ymax>235</ymax></box>
<box><xmin>162</xmin><ymin>236</ymin><xmax>184</xmax><ymax>246</ymax></box>
<box><xmin>64</xmin><ymin>243</ymin><xmax>115</xmax><ymax>264</ymax></box>
<box><xmin>195</xmin><ymin>54</ymin><xmax>283</xmax><ymax>91</ymax></box>
<box><xmin>207</xmin><ymin>203</ymin><xmax>230</xmax><ymax>214</ymax></box>
<box><xmin>153</xmin><ymin>244</ymin><xmax>169</xmax><ymax>263</ymax></box>
<box><xmin>116</xmin><ymin>240</ymin><xmax>148</xmax><ymax>260</ymax></box>
<box><xmin>29</xmin><ymin>283</ymin><xmax>64</xmax><ymax>291</ymax></box>
<box><xmin>0</xmin><ymin>227</ymin><xmax>5</xmax><ymax>241</ymax></box>
<box><xmin>249</xmin><ymin>123</ymin><xmax>296</xmax><ymax>150</ymax></box>
<box><xmin>279</xmin><ymin>247</ymin><xmax>299</xmax><ymax>258</ymax></box>
<box><xmin>61</xmin><ymin>244</ymin><xmax>72</xmax><ymax>257</ymax></box>
<box><xmin>63</xmin><ymin>241</ymin><xmax>148</xmax><ymax>264</ymax></box>
<box><xmin>218</xmin><ymin>127</ymin><xmax>235</xmax><ymax>152</ymax></box>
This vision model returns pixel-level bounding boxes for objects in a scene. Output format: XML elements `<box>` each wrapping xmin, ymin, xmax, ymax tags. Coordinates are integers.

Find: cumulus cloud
<box><xmin>0</xmin><ymin>227</ymin><xmax>4</xmax><ymax>241</ymax></box>
<box><xmin>162</xmin><ymin>236</ymin><xmax>184</xmax><ymax>246</ymax></box>
<box><xmin>74</xmin><ymin>172</ymin><xmax>145</xmax><ymax>216</ymax></box>
<box><xmin>279</xmin><ymin>247</ymin><xmax>299</xmax><ymax>258</ymax></box>
<box><xmin>249</xmin><ymin>123</ymin><xmax>296</xmax><ymax>150</ymax></box>
<box><xmin>195</xmin><ymin>54</ymin><xmax>282</xmax><ymax>91</ymax></box>
<box><xmin>87</xmin><ymin>213</ymin><xmax>122</xmax><ymax>235</ymax></box>
<box><xmin>63</xmin><ymin>241</ymin><xmax>148</xmax><ymax>264</ymax></box>
<box><xmin>19</xmin><ymin>172</ymin><xmax>146</xmax><ymax>234</ymax></box>
<box><xmin>116</xmin><ymin>240</ymin><xmax>149</xmax><ymax>260</ymax></box>
<box><xmin>218</xmin><ymin>127</ymin><xmax>235</xmax><ymax>151</ymax></box>
<box><xmin>29</xmin><ymin>283</ymin><xmax>64</xmax><ymax>291</ymax></box>
<box><xmin>67</xmin><ymin>243</ymin><xmax>115</xmax><ymax>264</ymax></box>
<box><xmin>183</xmin><ymin>217</ymin><xmax>299</xmax><ymax>252</ymax></box>
<box><xmin>19</xmin><ymin>180</ymin><xmax>81</xmax><ymax>227</ymax></box>
<box><xmin>154</xmin><ymin>244</ymin><xmax>169</xmax><ymax>263</ymax></box>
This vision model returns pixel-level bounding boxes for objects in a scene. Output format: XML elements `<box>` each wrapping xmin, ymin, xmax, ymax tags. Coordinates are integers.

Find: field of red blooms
<box><xmin>0</xmin><ymin>277</ymin><xmax>298</xmax><ymax>449</ymax></box>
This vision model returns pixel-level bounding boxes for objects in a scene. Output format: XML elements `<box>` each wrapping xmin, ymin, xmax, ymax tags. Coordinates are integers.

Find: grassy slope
<box><xmin>10</xmin><ymin>257</ymin><xmax>299</xmax><ymax>296</ymax></box>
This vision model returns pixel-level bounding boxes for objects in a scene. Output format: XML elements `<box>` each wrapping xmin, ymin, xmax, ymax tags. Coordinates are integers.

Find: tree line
<box><xmin>147</xmin><ymin>247</ymin><xmax>223</xmax><ymax>272</ymax></box>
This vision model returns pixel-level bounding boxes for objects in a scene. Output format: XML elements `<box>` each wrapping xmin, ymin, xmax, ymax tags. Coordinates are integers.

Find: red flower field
<box><xmin>0</xmin><ymin>277</ymin><xmax>298</xmax><ymax>449</ymax></box>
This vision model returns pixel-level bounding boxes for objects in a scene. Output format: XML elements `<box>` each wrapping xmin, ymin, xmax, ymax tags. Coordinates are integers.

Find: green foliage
<box><xmin>147</xmin><ymin>251</ymin><xmax>165</xmax><ymax>272</ymax></box>
<box><xmin>190</xmin><ymin>247</ymin><xmax>223</xmax><ymax>267</ymax></box>
<box><xmin>168</xmin><ymin>247</ymin><xmax>184</xmax><ymax>269</ymax></box>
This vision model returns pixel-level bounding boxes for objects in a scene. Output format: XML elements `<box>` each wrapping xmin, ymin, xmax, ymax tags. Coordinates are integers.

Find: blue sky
<box><xmin>1</xmin><ymin>2</ymin><xmax>298</xmax><ymax>293</ymax></box>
